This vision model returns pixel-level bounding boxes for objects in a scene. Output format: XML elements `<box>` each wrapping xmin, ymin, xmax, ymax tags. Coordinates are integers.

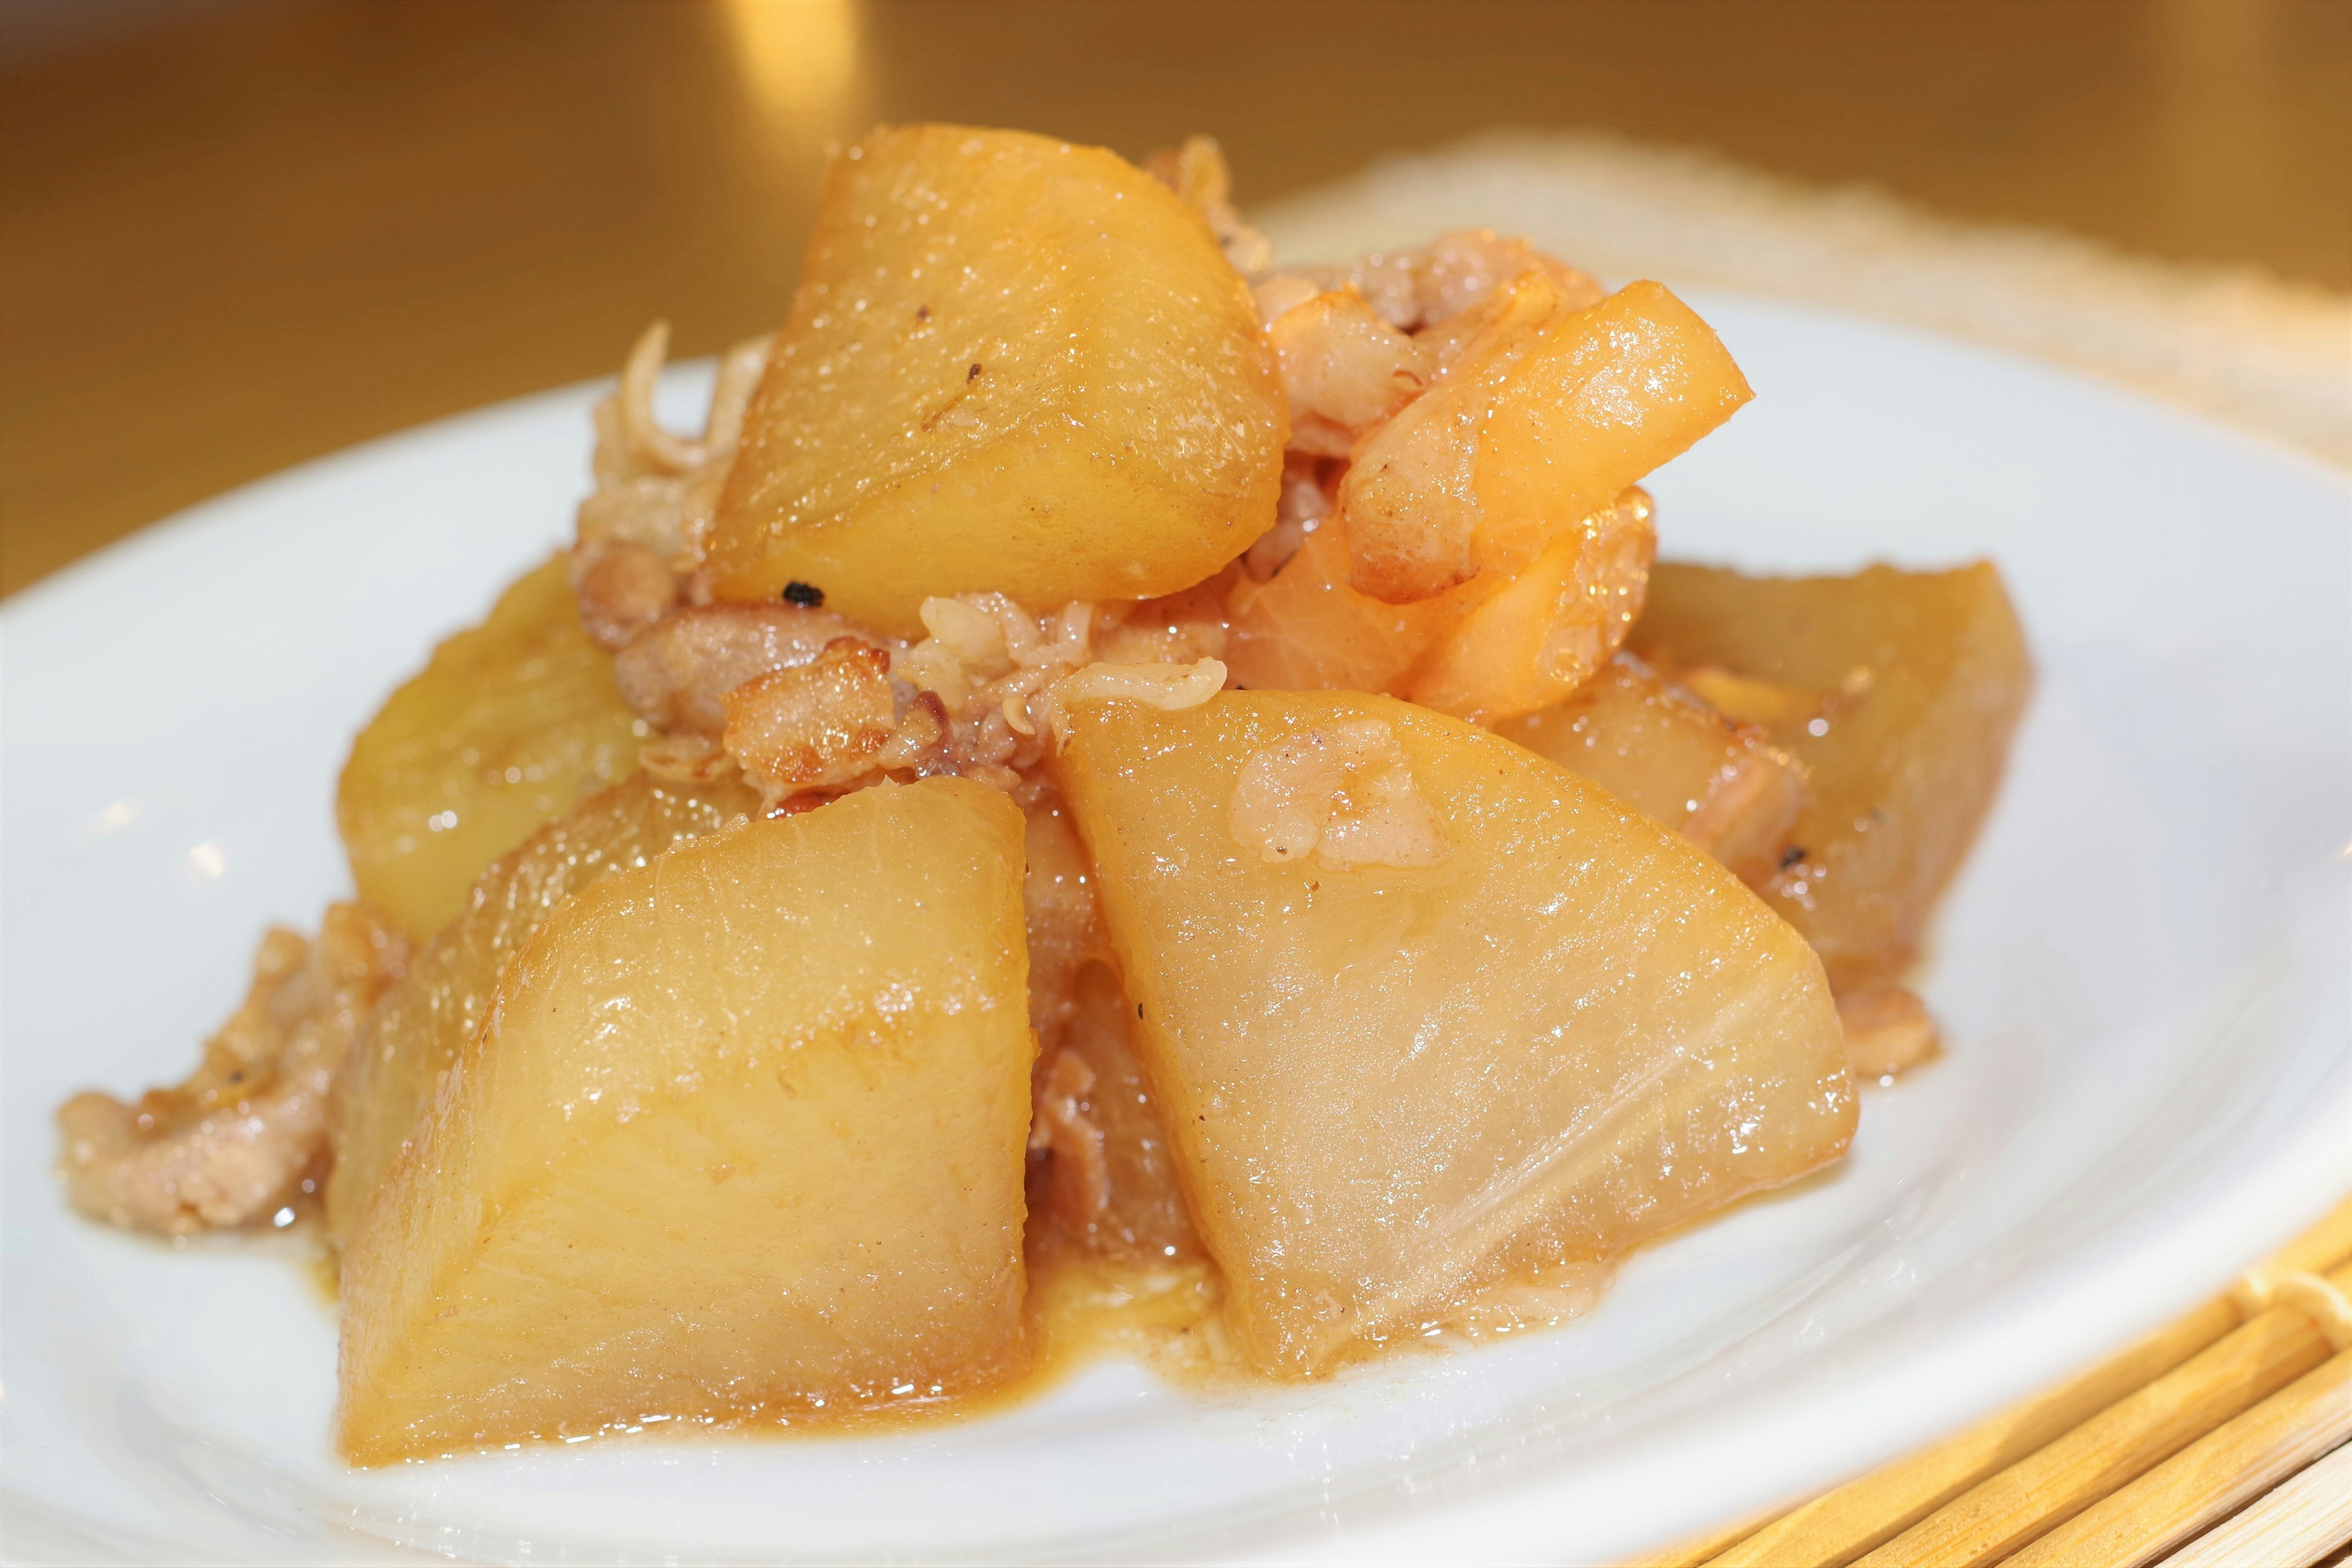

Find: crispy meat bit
<box><xmin>613</xmin><ymin>601</ymin><xmax>854</xmax><ymax>735</ymax></box>
<box><xmin>875</xmin><ymin>689</ymin><xmax>952</xmax><ymax>774</ymax></box>
<box><xmin>722</xmin><ymin>638</ymin><xmax>899</xmax><ymax>799</ymax></box>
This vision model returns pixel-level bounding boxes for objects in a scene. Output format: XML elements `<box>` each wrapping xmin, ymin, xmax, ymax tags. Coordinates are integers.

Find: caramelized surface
<box><xmin>326</xmin><ymin>771</ymin><xmax>758</xmax><ymax>1246</ymax></box>
<box><xmin>1404</xmin><ymin>488</ymin><xmax>1655</xmax><ymax>723</ymax></box>
<box><xmin>337</xmin><ymin>780</ymin><xmax>1033</xmax><ymax>1464</ymax></box>
<box><xmin>1630</xmin><ymin>561</ymin><xmax>2033</xmax><ymax>989</ymax></box>
<box><xmin>1057</xmin><ymin>690</ymin><xmax>1855</xmax><ymax>1376</ymax></box>
<box><xmin>1228</xmin><ymin>277</ymin><xmax>1744</xmax><ymax>725</ymax></box>
<box><xmin>706</xmin><ymin>126</ymin><xmax>1284</xmax><ymax>634</ymax></box>
<box><xmin>1468</xmin><ymin>281</ymin><xmax>1748</xmax><ymax>571</ymax></box>
<box><xmin>337</xmin><ymin>556</ymin><xmax>645</xmax><ymax>938</ymax></box>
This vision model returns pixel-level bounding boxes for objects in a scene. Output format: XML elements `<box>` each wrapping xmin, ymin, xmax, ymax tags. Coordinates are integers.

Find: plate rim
<box><xmin>5</xmin><ymin>295</ymin><xmax>2349</xmax><ymax>1566</ymax></box>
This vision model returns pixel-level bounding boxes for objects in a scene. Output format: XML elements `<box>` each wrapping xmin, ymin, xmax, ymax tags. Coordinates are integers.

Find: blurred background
<box><xmin>2</xmin><ymin>0</ymin><xmax>2345</xmax><ymax>595</ymax></box>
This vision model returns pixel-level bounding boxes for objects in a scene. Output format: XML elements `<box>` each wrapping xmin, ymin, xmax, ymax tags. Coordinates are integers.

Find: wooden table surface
<box><xmin>2</xmin><ymin>0</ymin><xmax>2346</xmax><ymax>596</ymax></box>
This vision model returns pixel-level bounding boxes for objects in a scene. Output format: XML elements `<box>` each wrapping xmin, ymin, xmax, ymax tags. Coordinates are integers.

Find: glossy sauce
<box><xmin>301</xmin><ymin>1183</ymin><xmax>1646</xmax><ymax>1460</ymax></box>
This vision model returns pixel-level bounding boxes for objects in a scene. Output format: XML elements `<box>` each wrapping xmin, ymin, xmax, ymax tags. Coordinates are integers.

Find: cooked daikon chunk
<box><xmin>336</xmin><ymin>780</ymin><xmax>1033</xmax><ymax>1461</ymax></box>
<box><xmin>1057</xmin><ymin>690</ymin><xmax>1855</xmax><ymax>1374</ymax></box>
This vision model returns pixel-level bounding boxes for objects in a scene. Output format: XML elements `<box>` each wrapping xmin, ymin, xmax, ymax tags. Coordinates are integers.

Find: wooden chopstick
<box><xmin>1648</xmin><ymin>1192</ymin><xmax>2352</xmax><ymax>1568</ymax></box>
<box><xmin>1852</xmin><ymin>1257</ymin><xmax>2352</xmax><ymax>1567</ymax></box>
<box><xmin>2005</xmin><ymin>1347</ymin><xmax>2352</xmax><ymax>1567</ymax></box>
<box><xmin>1698</xmin><ymin>1296</ymin><xmax>2241</xmax><ymax>1568</ymax></box>
<box><xmin>1621</xmin><ymin>1506</ymin><xmax>1788</xmax><ymax>1568</ymax></box>
<box><xmin>2152</xmin><ymin>1437</ymin><xmax>2352</xmax><ymax>1568</ymax></box>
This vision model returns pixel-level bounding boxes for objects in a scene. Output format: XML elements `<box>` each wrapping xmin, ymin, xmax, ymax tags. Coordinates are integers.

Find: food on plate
<box><xmin>1029</xmin><ymin>960</ymin><xmax>1203</xmax><ymax>1262</ymax></box>
<box><xmin>1836</xmin><ymin>986</ymin><xmax>1945</xmax><ymax>1079</ymax></box>
<box><xmin>1058</xmin><ymin>691</ymin><xmax>1853</xmax><ymax>1374</ymax></box>
<box><xmin>1495</xmin><ymin>650</ymin><xmax>1803</xmax><ymax>888</ymax></box>
<box><xmin>55</xmin><ymin>124</ymin><xmax>2029</xmax><ymax>1460</ymax></box>
<box><xmin>703</xmin><ymin>125</ymin><xmax>1287</xmax><ymax>635</ymax></box>
<box><xmin>1628</xmin><ymin>561</ymin><xmax>2033</xmax><ymax>990</ymax></box>
<box><xmin>325</xmin><ymin>771</ymin><xmax>758</xmax><ymax>1246</ymax></box>
<box><xmin>59</xmin><ymin>903</ymin><xmax>407</xmax><ymax>1235</ymax></box>
<box><xmin>337</xmin><ymin>780</ymin><xmax>1032</xmax><ymax>1463</ymax></box>
<box><xmin>339</xmin><ymin>556</ymin><xmax>646</xmax><ymax>937</ymax></box>
<box><xmin>1226</xmin><ymin>270</ymin><xmax>1754</xmax><ymax>728</ymax></box>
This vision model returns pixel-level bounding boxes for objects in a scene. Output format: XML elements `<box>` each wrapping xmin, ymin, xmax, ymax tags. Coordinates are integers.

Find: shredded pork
<box><xmin>573</xmin><ymin>322</ymin><xmax>770</xmax><ymax>578</ymax></box>
<box><xmin>1229</xmin><ymin>719</ymin><xmax>1452</xmax><ymax>871</ymax></box>
<box><xmin>1248</xmin><ymin>228</ymin><xmax>1607</xmax><ymax>606</ymax></box>
<box><xmin>1028</xmin><ymin>1047</ymin><xmax>1111</xmax><ymax>1221</ymax></box>
<box><xmin>569</xmin><ymin>143</ymin><xmax>1608</xmax><ymax>822</ymax></box>
<box><xmin>57</xmin><ymin>904</ymin><xmax>407</xmax><ymax>1236</ymax></box>
<box><xmin>59</xmin><ymin>140</ymin><xmax>1632</xmax><ymax>1250</ymax></box>
<box><xmin>613</xmin><ymin>601</ymin><xmax>857</xmax><ymax>736</ymax></box>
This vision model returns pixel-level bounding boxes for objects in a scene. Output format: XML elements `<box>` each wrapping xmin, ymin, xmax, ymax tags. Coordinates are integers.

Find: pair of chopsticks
<box><xmin>1635</xmin><ymin>1193</ymin><xmax>2352</xmax><ymax>1568</ymax></box>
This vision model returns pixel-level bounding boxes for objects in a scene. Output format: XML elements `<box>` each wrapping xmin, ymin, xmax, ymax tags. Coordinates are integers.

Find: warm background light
<box><xmin>723</xmin><ymin>0</ymin><xmax>866</xmax><ymax>142</ymax></box>
<box><xmin>0</xmin><ymin>0</ymin><xmax>2343</xmax><ymax>595</ymax></box>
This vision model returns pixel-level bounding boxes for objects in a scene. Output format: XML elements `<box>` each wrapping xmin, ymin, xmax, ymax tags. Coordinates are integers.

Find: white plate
<box><xmin>3</xmin><ymin>293</ymin><xmax>2346</xmax><ymax>1566</ymax></box>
